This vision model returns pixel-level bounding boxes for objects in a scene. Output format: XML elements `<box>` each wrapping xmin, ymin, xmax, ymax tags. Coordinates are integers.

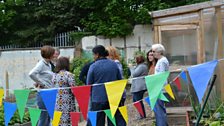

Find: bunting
<box><xmin>28</xmin><ymin>108</ymin><xmax>41</xmax><ymax>126</ymax></box>
<box><xmin>187</xmin><ymin>60</ymin><xmax>218</xmax><ymax>103</ymax></box>
<box><xmin>14</xmin><ymin>90</ymin><xmax>30</xmax><ymax>122</ymax></box>
<box><xmin>105</xmin><ymin>80</ymin><xmax>127</xmax><ymax>117</ymax></box>
<box><xmin>88</xmin><ymin>111</ymin><xmax>97</xmax><ymax>126</ymax></box>
<box><xmin>173</xmin><ymin>77</ymin><xmax>181</xmax><ymax>91</ymax></box>
<box><xmin>52</xmin><ymin>111</ymin><xmax>62</xmax><ymax>126</ymax></box>
<box><xmin>39</xmin><ymin>89</ymin><xmax>58</xmax><ymax>119</ymax></box>
<box><xmin>0</xmin><ymin>89</ymin><xmax>3</xmax><ymax>107</ymax></box>
<box><xmin>70</xmin><ymin>112</ymin><xmax>80</xmax><ymax>126</ymax></box>
<box><xmin>104</xmin><ymin>109</ymin><xmax>116</xmax><ymax>126</ymax></box>
<box><xmin>133</xmin><ymin>101</ymin><xmax>145</xmax><ymax>117</ymax></box>
<box><xmin>4</xmin><ymin>102</ymin><xmax>17</xmax><ymax>126</ymax></box>
<box><xmin>180</xmin><ymin>71</ymin><xmax>188</xmax><ymax>83</ymax></box>
<box><xmin>145</xmin><ymin>72</ymin><xmax>170</xmax><ymax>110</ymax></box>
<box><xmin>118</xmin><ymin>106</ymin><xmax>128</xmax><ymax>124</ymax></box>
<box><xmin>158</xmin><ymin>92</ymin><xmax>169</xmax><ymax>102</ymax></box>
<box><xmin>71</xmin><ymin>85</ymin><xmax>91</xmax><ymax>120</ymax></box>
<box><xmin>164</xmin><ymin>84</ymin><xmax>175</xmax><ymax>100</ymax></box>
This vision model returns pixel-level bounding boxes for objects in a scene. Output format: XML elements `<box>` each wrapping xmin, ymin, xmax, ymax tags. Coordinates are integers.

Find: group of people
<box><xmin>29</xmin><ymin>43</ymin><xmax>169</xmax><ymax>126</ymax></box>
<box><xmin>29</xmin><ymin>46</ymin><xmax>75</xmax><ymax>126</ymax></box>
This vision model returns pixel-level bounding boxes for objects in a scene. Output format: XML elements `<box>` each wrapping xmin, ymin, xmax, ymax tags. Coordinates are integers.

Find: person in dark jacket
<box><xmin>79</xmin><ymin>61</ymin><xmax>94</xmax><ymax>84</ymax></box>
<box><xmin>86</xmin><ymin>45</ymin><xmax>126</xmax><ymax>126</ymax></box>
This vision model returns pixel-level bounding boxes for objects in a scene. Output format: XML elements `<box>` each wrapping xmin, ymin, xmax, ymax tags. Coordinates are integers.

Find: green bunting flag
<box><xmin>145</xmin><ymin>71</ymin><xmax>170</xmax><ymax>110</ymax></box>
<box><xmin>28</xmin><ymin>108</ymin><xmax>41</xmax><ymax>126</ymax></box>
<box><xmin>104</xmin><ymin>109</ymin><xmax>116</xmax><ymax>126</ymax></box>
<box><xmin>158</xmin><ymin>92</ymin><xmax>169</xmax><ymax>102</ymax></box>
<box><xmin>14</xmin><ymin>90</ymin><xmax>30</xmax><ymax>122</ymax></box>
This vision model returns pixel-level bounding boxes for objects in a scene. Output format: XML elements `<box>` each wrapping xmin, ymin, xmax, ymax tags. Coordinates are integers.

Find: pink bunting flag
<box><xmin>71</xmin><ymin>85</ymin><xmax>91</xmax><ymax>120</ymax></box>
<box><xmin>174</xmin><ymin>77</ymin><xmax>181</xmax><ymax>91</ymax></box>
<box><xmin>70</xmin><ymin>112</ymin><xmax>80</xmax><ymax>126</ymax></box>
<box><xmin>133</xmin><ymin>101</ymin><xmax>144</xmax><ymax>117</ymax></box>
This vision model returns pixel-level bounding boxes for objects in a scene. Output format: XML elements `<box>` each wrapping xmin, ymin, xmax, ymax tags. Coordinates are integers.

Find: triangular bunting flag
<box><xmin>104</xmin><ymin>109</ymin><xmax>116</xmax><ymax>126</ymax></box>
<box><xmin>70</xmin><ymin>112</ymin><xmax>80</xmax><ymax>126</ymax></box>
<box><xmin>187</xmin><ymin>60</ymin><xmax>218</xmax><ymax>103</ymax></box>
<box><xmin>4</xmin><ymin>102</ymin><xmax>17</xmax><ymax>126</ymax></box>
<box><xmin>71</xmin><ymin>85</ymin><xmax>91</xmax><ymax>120</ymax></box>
<box><xmin>52</xmin><ymin>111</ymin><xmax>62</xmax><ymax>126</ymax></box>
<box><xmin>28</xmin><ymin>108</ymin><xmax>41</xmax><ymax>126</ymax></box>
<box><xmin>145</xmin><ymin>72</ymin><xmax>170</xmax><ymax>110</ymax></box>
<box><xmin>174</xmin><ymin>77</ymin><xmax>181</xmax><ymax>91</ymax></box>
<box><xmin>0</xmin><ymin>89</ymin><xmax>4</xmax><ymax>107</ymax></box>
<box><xmin>144</xmin><ymin>97</ymin><xmax>157</xmax><ymax>112</ymax></box>
<box><xmin>118</xmin><ymin>106</ymin><xmax>128</xmax><ymax>124</ymax></box>
<box><xmin>180</xmin><ymin>71</ymin><xmax>188</xmax><ymax>83</ymax></box>
<box><xmin>144</xmin><ymin>97</ymin><xmax>150</xmax><ymax>106</ymax></box>
<box><xmin>164</xmin><ymin>84</ymin><xmax>175</xmax><ymax>100</ymax></box>
<box><xmin>133</xmin><ymin>101</ymin><xmax>145</xmax><ymax>117</ymax></box>
<box><xmin>105</xmin><ymin>80</ymin><xmax>127</xmax><ymax>117</ymax></box>
<box><xmin>39</xmin><ymin>89</ymin><xmax>58</xmax><ymax>119</ymax></box>
<box><xmin>88</xmin><ymin>111</ymin><xmax>97</xmax><ymax>126</ymax></box>
<box><xmin>158</xmin><ymin>92</ymin><xmax>169</xmax><ymax>102</ymax></box>
<box><xmin>14</xmin><ymin>89</ymin><xmax>30</xmax><ymax>122</ymax></box>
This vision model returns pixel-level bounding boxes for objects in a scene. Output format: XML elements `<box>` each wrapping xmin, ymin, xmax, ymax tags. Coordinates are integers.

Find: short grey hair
<box><xmin>54</xmin><ymin>47</ymin><xmax>60</xmax><ymax>54</ymax></box>
<box><xmin>152</xmin><ymin>44</ymin><xmax>165</xmax><ymax>55</ymax></box>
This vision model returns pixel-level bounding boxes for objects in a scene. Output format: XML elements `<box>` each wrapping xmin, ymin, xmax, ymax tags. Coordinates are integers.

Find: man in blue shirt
<box><xmin>86</xmin><ymin>45</ymin><xmax>126</xmax><ymax>126</ymax></box>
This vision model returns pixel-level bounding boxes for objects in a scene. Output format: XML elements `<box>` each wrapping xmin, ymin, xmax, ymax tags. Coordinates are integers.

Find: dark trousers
<box><xmin>132</xmin><ymin>90</ymin><xmax>146</xmax><ymax>118</ymax></box>
<box><xmin>87</xmin><ymin>99</ymin><xmax>126</xmax><ymax>126</ymax></box>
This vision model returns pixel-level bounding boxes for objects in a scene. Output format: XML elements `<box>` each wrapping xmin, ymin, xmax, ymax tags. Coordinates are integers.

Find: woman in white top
<box><xmin>29</xmin><ymin>45</ymin><xmax>55</xmax><ymax>126</ymax></box>
<box><xmin>152</xmin><ymin>43</ymin><xmax>169</xmax><ymax>126</ymax></box>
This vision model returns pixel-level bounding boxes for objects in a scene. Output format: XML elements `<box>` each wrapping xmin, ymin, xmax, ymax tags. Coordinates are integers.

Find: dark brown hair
<box><xmin>146</xmin><ymin>49</ymin><xmax>158</xmax><ymax>67</ymax></box>
<box><xmin>41</xmin><ymin>45</ymin><xmax>55</xmax><ymax>59</ymax></box>
<box><xmin>136</xmin><ymin>55</ymin><xmax>145</xmax><ymax>64</ymax></box>
<box><xmin>55</xmin><ymin>57</ymin><xmax>70</xmax><ymax>73</ymax></box>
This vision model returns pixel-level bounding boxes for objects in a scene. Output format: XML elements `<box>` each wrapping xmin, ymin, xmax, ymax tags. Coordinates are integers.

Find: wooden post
<box><xmin>138</xmin><ymin>36</ymin><xmax>141</xmax><ymax>51</ymax></box>
<box><xmin>124</xmin><ymin>36</ymin><xmax>127</xmax><ymax>61</ymax></box>
<box><xmin>158</xmin><ymin>26</ymin><xmax>162</xmax><ymax>43</ymax></box>
<box><xmin>5</xmin><ymin>71</ymin><xmax>9</xmax><ymax>99</ymax></box>
<box><xmin>215</xmin><ymin>6</ymin><xmax>223</xmax><ymax>59</ymax></box>
<box><xmin>197</xmin><ymin>10</ymin><xmax>205</xmax><ymax>63</ymax></box>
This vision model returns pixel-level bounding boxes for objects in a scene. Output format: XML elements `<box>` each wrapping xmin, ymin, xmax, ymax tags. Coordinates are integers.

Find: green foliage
<box><xmin>1</xmin><ymin>0</ymin><xmax>210</xmax><ymax>46</ymax></box>
<box><xmin>70</xmin><ymin>32</ymin><xmax>92</xmax><ymax>46</ymax></box>
<box><xmin>0</xmin><ymin>105</ymin><xmax>30</xmax><ymax>126</ymax></box>
<box><xmin>71</xmin><ymin>57</ymin><xmax>92</xmax><ymax>86</ymax></box>
<box><xmin>120</xmin><ymin>58</ymin><xmax>130</xmax><ymax>79</ymax></box>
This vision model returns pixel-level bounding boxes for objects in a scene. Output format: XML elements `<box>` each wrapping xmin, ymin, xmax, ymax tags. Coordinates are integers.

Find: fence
<box><xmin>0</xmin><ymin>31</ymin><xmax>75</xmax><ymax>50</ymax></box>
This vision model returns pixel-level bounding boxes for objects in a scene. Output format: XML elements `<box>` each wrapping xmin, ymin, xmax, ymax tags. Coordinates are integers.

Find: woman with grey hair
<box><xmin>152</xmin><ymin>43</ymin><xmax>169</xmax><ymax>126</ymax></box>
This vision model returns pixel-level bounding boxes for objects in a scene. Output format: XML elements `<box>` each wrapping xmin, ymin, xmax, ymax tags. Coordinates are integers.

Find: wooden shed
<box><xmin>150</xmin><ymin>1</ymin><xmax>224</xmax><ymax>101</ymax></box>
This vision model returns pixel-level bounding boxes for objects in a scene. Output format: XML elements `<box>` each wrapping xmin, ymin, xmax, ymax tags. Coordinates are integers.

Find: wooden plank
<box><xmin>197</xmin><ymin>10</ymin><xmax>205</xmax><ymax>64</ymax></box>
<box><xmin>215</xmin><ymin>7</ymin><xmax>223</xmax><ymax>59</ymax></box>
<box><xmin>217</xmin><ymin>60</ymin><xmax>224</xmax><ymax>101</ymax></box>
<box><xmin>158</xmin><ymin>26</ymin><xmax>162</xmax><ymax>43</ymax></box>
<box><xmin>151</xmin><ymin>1</ymin><xmax>223</xmax><ymax>18</ymax></box>
<box><xmin>160</xmin><ymin>25</ymin><xmax>198</xmax><ymax>31</ymax></box>
<box><xmin>153</xmin><ymin>26</ymin><xmax>159</xmax><ymax>43</ymax></box>
<box><xmin>153</xmin><ymin>20</ymin><xmax>199</xmax><ymax>26</ymax></box>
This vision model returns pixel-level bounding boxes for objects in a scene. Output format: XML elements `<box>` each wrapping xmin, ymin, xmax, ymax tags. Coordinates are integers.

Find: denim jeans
<box><xmin>87</xmin><ymin>99</ymin><xmax>126</xmax><ymax>126</ymax></box>
<box><xmin>154</xmin><ymin>99</ymin><xmax>168</xmax><ymax>126</ymax></box>
<box><xmin>132</xmin><ymin>90</ymin><xmax>146</xmax><ymax>118</ymax></box>
<box><xmin>36</xmin><ymin>92</ymin><xmax>51</xmax><ymax>126</ymax></box>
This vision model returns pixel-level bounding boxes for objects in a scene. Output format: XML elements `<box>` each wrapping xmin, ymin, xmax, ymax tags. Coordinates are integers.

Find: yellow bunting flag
<box><xmin>164</xmin><ymin>84</ymin><xmax>175</xmax><ymax>100</ymax></box>
<box><xmin>52</xmin><ymin>111</ymin><xmax>62</xmax><ymax>126</ymax></box>
<box><xmin>105</xmin><ymin>79</ymin><xmax>127</xmax><ymax>117</ymax></box>
<box><xmin>119</xmin><ymin>106</ymin><xmax>128</xmax><ymax>124</ymax></box>
<box><xmin>0</xmin><ymin>89</ymin><xmax>4</xmax><ymax>107</ymax></box>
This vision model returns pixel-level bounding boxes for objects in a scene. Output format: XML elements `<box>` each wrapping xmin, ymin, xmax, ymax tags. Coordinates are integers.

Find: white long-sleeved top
<box><xmin>29</xmin><ymin>59</ymin><xmax>53</xmax><ymax>88</ymax></box>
